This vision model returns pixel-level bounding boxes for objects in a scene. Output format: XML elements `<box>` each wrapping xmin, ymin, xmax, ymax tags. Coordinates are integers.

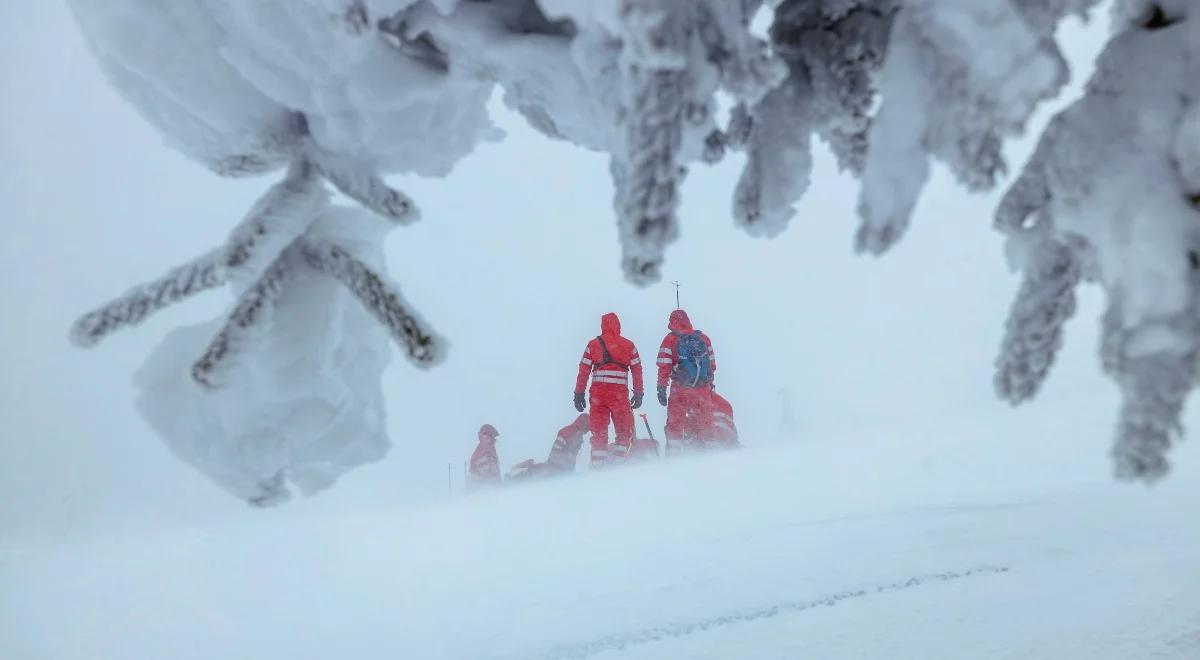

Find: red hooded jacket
<box><xmin>575</xmin><ymin>313</ymin><xmax>644</xmax><ymax>394</ymax></box>
<box><xmin>656</xmin><ymin>310</ymin><xmax>716</xmax><ymax>389</ymax></box>
<box><xmin>468</xmin><ymin>425</ymin><xmax>501</xmax><ymax>485</ymax></box>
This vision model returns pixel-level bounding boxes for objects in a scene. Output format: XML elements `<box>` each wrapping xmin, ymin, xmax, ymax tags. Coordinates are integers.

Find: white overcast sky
<box><xmin>3</xmin><ymin>1</ymin><xmax>1196</xmax><ymax>542</ymax></box>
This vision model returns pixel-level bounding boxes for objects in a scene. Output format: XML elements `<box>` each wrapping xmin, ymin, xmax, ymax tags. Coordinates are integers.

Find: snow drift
<box><xmin>4</xmin><ymin>440</ymin><xmax>1198</xmax><ymax>659</ymax></box>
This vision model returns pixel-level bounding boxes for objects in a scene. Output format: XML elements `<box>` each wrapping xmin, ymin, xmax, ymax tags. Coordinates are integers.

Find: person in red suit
<box><xmin>708</xmin><ymin>392</ymin><xmax>740</xmax><ymax>449</ymax></box>
<box><xmin>574</xmin><ymin>313</ymin><xmax>644</xmax><ymax>467</ymax></box>
<box><xmin>467</xmin><ymin>424</ymin><xmax>502</xmax><ymax>489</ymax></box>
<box><xmin>506</xmin><ymin>413</ymin><xmax>590</xmax><ymax>481</ymax></box>
<box><xmin>655</xmin><ymin>309</ymin><xmax>716</xmax><ymax>453</ymax></box>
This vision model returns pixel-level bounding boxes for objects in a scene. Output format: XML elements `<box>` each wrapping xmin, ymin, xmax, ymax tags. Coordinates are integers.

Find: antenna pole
<box><xmin>671</xmin><ymin>280</ymin><xmax>682</xmax><ymax>309</ymax></box>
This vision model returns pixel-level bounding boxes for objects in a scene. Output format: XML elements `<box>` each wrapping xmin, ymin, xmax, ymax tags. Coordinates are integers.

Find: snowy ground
<box><xmin>4</xmin><ymin>435</ymin><xmax>1197</xmax><ymax>660</ymax></box>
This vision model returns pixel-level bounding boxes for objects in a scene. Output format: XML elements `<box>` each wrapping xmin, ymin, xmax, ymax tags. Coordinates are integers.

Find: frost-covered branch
<box><xmin>302</xmin><ymin>240</ymin><xmax>444</xmax><ymax>368</ymax></box>
<box><xmin>733</xmin><ymin>73</ymin><xmax>813</xmax><ymax>236</ymax></box>
<box><xmin>70</xmin><ymin>249</ymin><xmax>227</xmax><ymax>348</ymax></box>
<box><xmin>223</xmin><ymin>159</ymin><xmax>326</xmax><ymax>280</ymax></box>
<box><xmin>191</xmin><ymin>247</ymin><xmax>296</xmax><ymax>389</ymax></box>
<box><xmin>309</xmin><ymin>148</ymin><xmax>419</xmax><ymax>224</ymax></box>
<box><xmin>1114</xmin><ymin>349</ymin><xmax>1196</xmax><ymax>482</ymax></box>
<box><xmin>994</xmin><ymin>239</ymin><xmax>1081</xmax><ymax>404</ymax></box>
<box><xmin>995</xmin><ymin>0</ymin><xmax>1200</xmax><ymax>481</ymax></box>
<box><xmin>612</xmin><ymin>0</ymin><xmax>692</xmax><ymax>285</ymax></box>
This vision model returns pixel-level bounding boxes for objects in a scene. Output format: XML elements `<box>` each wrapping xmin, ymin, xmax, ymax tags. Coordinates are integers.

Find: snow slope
<box><xmin>4</xmin><ymin>436</ymin><xmax>1197</xmax><ymax>660</ymax></box>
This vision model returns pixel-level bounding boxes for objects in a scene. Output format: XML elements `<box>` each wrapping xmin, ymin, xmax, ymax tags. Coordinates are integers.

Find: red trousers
<box><xmin>589</xmin><ymin>383</ymin><xmax>635</xmax><ymax>458</ymax></box>
<box><xmin>665</xmin><ymin>385</ymin><xmax>714</xmax><ymax>447</ymax></box>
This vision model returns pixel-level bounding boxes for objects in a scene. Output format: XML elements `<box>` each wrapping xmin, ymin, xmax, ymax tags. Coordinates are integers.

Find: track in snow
<box><xmin>536</xmin><ymin>564</ymin><xmax>1012</xmax><ymax>660</ymax></box>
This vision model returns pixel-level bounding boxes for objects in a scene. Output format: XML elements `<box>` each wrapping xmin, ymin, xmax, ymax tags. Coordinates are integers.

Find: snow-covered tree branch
<box><xmin>66</xmin><ymin>0</ymin><xmax>1199</xmax><ymax>498</ymax></box>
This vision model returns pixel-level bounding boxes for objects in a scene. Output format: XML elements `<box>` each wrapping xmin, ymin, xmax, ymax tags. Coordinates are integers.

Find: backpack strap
<box><xmin>595</xmin><ymin>336</ymin><xmax>628</xmax><ymax>369</ymax></box>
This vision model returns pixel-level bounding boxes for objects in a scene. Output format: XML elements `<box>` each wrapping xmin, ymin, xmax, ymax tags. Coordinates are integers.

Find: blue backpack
<box><xmin>673</xmin><ymin>331</ymin><xmax>712</xmax><ymax>387</ymax></box>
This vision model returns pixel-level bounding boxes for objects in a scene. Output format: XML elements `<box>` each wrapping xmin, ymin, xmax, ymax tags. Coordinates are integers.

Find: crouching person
<box><xmin>507</xmin><ymin>414</ymin><xmax>590</xmax><ymax>482</ymax></box>
<box><xmin>467</xmin><ymin>424</ymin><xmax>502</xmax><ymax>490</ymax></box>
<box><xmin>707</xmin><ymin>392</ymin><xmax>740</xmax><ymax>449</ymax></box>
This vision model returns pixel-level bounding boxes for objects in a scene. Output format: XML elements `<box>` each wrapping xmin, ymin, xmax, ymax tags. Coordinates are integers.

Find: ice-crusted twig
<box><xmin>309</xmin><ymin>148</ymin><xmax>419</xmax><ymax>224</ymax></box>
<box><xmin>302</xmin><ymin>240</ymin><xmax>444</xmax><ymax>367</ymax></box>
<box><xmin>994</xmin><ymin>240</ymin><xmax>1081</xmax><ymax>404</ymax></box>
<box><xmin>224</xmin><ymin>160</ymin><xmax>326</xmax><ymax>279</ymax></box>
<box><xmin>70</xmin><ymin>249</ymin><xmax>227</xmax><ymax>348</ymax></box>
<box><xmin>191</xmin><ymin>248</ymin><xmax>296</xmax><ymax>389</ymax></box>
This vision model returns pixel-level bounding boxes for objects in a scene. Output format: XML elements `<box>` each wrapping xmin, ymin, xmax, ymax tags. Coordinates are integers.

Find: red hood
<box><xmin>601</xmin><ymin>312</ymin><xmax>621</xmax><ymax>338</ymax></box>
<box><xmin>668</xmin><ymin>309</ymin><xmax>693</xmax><ymax>333</ymax></box>
<box><xmin>478</xmin><ymin>424</ymin><xmax>499</xmax><ymax>442</ymax></box>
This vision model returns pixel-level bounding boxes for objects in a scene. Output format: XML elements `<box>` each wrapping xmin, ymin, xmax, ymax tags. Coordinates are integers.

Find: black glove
<box><xmin>573</xmin><ymin>392</ymin><xmax>586</xmax><ymax>412</ymax></box>
<box><xmin>657</xmin><ymin>386</ymin><xmax>668</xmax><ymax>407</ymax></box>
<box><xmin>630</xmin><ymin>391</ymin><xmax>643</xmax><ymax>410</ymax></box>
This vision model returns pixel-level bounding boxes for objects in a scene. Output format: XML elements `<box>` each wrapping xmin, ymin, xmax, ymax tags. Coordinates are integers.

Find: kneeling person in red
<box><xmin>573</xmin><ymin>313</ymin><xmax>644</xmax><ymax>467</ymax></box>
<box><xmin>708</xmin><ymin>392</ymin><xmax>740</xmax><ymax>449</ymax></box>
<box><xmin>506</xmin><ymin>413</ymin><xmax>590</xmax><ymax>481</ymax></box>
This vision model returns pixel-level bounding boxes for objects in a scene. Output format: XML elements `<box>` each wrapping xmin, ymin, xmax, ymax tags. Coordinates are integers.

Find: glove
<box><xmin>630</xmin><ymin>391</ymin><xmax>643</xmax><ymax>410</ymax></box>
<box><xmin>573</xmin><ymin>392</ymin><xmax>586</xmax><ymax>412</ymax></box>
<box><xmin>657</xmin><ymin>386</ymin><xmax>668</xmax><ymax>407</ymax></box>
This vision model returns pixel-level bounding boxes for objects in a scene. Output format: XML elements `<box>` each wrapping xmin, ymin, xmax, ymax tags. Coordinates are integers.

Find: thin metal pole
<box><xmin>671</xmin><ymin>280</ymin><xmax>681</xmax><ymax>309</ymax></box>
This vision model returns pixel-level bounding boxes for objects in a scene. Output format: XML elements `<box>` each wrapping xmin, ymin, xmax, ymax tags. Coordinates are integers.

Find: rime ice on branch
<box><xmin>70</xmin><ymin>153</ymin><xmax>443</xmax><ymax>503</ymax></box>
<box><xmin>993</xmin><ymin>0</ymin><xmax>1200</xmax><ymax>481</ymax></box>
<box><xmin>68</xmin><ymin>0</ymin><xmax>1198</xmax><ymax>487</ymax></box>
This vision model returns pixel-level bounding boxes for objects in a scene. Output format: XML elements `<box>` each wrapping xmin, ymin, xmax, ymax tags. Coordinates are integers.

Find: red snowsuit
<box><xmin>546</xmin><ymin>413</ymin><xmax>590</xmax><ymax>474</ymax></box>
<box><xmin>507</xmin><ymin>413</ymin><xmax>591</xmax><ymax>481</ymax></box>
<box><xmin>575</xmin><ymin>313</ymin><xmax>644</xmax><ymax>465</ymax></box>
<box><xmin>468</xmin><ymin>425</ymin><xmax>501</xmax><ymax>488</ymax></box>
<box><xmin>656</xmin><ymin>310</ymin><xmax>716</xmax><ymax>452</ymax></box>
<box><xmin>708</xmin><ymin>392</ymin><xmax>739</xmax><ymax>448</ymax></box>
